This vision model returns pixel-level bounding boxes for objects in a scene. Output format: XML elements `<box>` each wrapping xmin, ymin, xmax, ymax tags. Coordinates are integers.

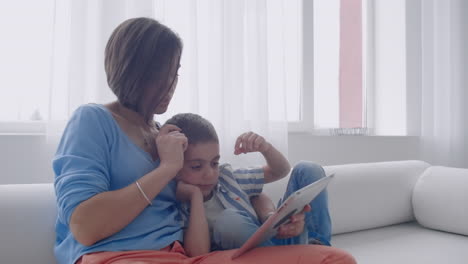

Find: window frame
<box><xmin>289</xmin><ymin>0</ymin><xmax>375</xmax><ymax>135</ymax></box>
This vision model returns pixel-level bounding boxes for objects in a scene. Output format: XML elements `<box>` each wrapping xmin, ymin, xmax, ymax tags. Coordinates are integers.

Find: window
<box><xmin>0</xmin><ymin>0</ymin><xmax>54</xmax><ymax>122</ymax></box>
<box><xmin>289</xmin><ymin>0</ymin><xmax>408</xmax><ymax>135</ymax></box>
<box><xmin>1</xmin><ymin>0</ymin><xmax>409</xmax><ymax>136</ymax></box>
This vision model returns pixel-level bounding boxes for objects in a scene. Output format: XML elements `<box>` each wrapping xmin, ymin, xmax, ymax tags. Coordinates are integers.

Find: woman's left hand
<box><xmin>275</xmin><ymin>205</ymin><xmax>311</xmax><ymax>239</ymax></box>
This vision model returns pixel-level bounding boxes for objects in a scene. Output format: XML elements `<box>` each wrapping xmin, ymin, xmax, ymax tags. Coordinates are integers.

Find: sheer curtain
<box><xmin>421</xmin><ymin>0</ymin><xmax>468</xmax><ymax>168</ymax></box>
<box><xmin>48</xmin><ymin>0</ymin><xmax>292</xmax><ymax>166</ymax></box>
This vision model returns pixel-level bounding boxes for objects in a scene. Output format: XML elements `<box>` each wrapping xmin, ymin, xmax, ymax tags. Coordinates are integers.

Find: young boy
<box><xmin>165</xmin><ymin>113</ymin><xmax>331</xmax><ymax>255</ymax></box>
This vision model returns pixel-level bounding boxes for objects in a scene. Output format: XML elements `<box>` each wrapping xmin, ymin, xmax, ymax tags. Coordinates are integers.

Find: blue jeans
<box><xmin>211</xmin><ymin>161</ymin><xmax>332</xmax><ymax>250</ymax></box>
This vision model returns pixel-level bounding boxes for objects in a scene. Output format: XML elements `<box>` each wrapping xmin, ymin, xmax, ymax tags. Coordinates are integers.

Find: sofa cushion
<box><xmin>413</xmin><ymin>166</ymin><xmax>468</xmax><ymax>236</ymax></box>
<box><xmin>325</xmin><ymin>160</ymin><xmax>430</xmax><ymax>235</ymax></box>
<box><xmin>332</xmin><ymin>222</ymin><xmax>468</xmax><ymax>264</ymax></box>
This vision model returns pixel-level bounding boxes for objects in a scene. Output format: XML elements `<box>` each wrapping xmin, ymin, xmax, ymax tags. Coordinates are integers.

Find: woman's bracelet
<box><xmin>135</xmin><ymin>180</ymin><xmax>152</xmax><ymax>206</ymax></box>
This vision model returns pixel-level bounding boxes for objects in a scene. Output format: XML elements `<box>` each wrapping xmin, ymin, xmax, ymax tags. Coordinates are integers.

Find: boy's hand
<box><xmin>234</xmin><ymin>131</ymin><xmax>271</xmax><ymax>155</ymax></box>
<box><xmin>275</xmin><ymin>205</ymin><xmax>311</xmax><ymax>239</ymax></box>
<box><xmin>176</xmin><ymin>181</ymin><xmax>202</xmax><ymax>203</ymax></box>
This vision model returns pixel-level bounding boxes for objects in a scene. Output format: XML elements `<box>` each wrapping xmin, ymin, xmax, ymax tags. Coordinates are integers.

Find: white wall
<box><xmin>0</xmin><ymin>134</ymin><xmax>420</xmax><ymax>185</ymax></box>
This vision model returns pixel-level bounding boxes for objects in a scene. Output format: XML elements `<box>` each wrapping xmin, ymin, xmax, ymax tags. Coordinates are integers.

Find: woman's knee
<box><xmin>299</xmin><ymin>245</ymin><xmax>356</xmax><ymax>264</ymax></box>
<box><xmin>291</xmin><ymin>161</ymin><xmax>326</xmax><ymax>182</ymax></box>
<box><xmin>322</xmin><ymin>247</ymin><xmax>357</xmax><ymax>264</ymax></box>
<box><xmin>220</xmin><ymin>245</ymin><xmax>356</xmax><ymax>264</ymax></box>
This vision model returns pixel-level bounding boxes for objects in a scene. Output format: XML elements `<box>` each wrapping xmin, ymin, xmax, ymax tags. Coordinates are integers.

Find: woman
<box><xmin>53</xmin><ymin>17</ymin><xmax>356</xmax><ymax>264</ymax></box>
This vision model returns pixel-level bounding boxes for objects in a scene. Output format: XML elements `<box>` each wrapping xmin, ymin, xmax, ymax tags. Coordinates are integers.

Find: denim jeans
<box><xmin>211</xmin><ymin>161</ymin><xmax>332</xmax><ymax>250</ymax></box>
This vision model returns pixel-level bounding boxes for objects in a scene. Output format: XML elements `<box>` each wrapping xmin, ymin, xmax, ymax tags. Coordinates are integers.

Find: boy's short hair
<box><xmin>165</xmin><ymin>113</ymin><xmax>218</xmax><ymax>145</ymax></box>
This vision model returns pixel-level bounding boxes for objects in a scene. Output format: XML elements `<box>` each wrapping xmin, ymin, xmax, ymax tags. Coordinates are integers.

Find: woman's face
<box><xmin>153</xmin><ymin>56</ymin><xmax>180</xmax><ymax>115</ymax></box>
<box><xmin>154</xmin><ymin>72</ymin><xmax>178</xmax><ymax>114</ymax></box>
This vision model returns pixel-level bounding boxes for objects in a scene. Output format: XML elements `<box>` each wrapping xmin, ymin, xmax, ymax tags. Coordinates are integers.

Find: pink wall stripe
<box><xmin>339</xmin><ymin>0</ymin><xmax>363</xmax><ymax>128</ymax></box>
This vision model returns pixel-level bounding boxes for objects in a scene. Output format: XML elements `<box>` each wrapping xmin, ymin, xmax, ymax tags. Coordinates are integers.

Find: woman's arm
<box><xmin>176</xmin><ymin>181</ymin><xmax>210</xmax><ymax>256</ymax></box>
<box><xmin>70</xmin><ymin>124</ymin><xmax>187</xmax><ymax>246</ymax></box>
<box><xmin>70</xmin><ymin>164</ymin><xmax>179</xmax><ymax>246</ymax></box>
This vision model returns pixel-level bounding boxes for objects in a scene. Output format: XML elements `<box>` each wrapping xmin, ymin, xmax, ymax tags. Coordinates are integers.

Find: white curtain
<box><xmin>421</xmin><ymin>0</ymin><xmax>468</xmax><ymax>168</ymax></box>
<box><xmin>48</xmin><ymin>0</ymin><xmax>293</xmax><ymax>167</ymax></box>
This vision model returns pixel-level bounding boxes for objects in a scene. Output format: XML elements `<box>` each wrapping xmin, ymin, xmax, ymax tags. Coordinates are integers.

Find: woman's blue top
<box><xmin>53</xmin><ymin>104</ymin><xmax>183</xmax><ymax>264</ymax></box>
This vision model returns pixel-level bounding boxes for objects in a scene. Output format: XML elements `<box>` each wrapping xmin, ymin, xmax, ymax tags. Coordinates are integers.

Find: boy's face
<box><xmin>178</xmin><ymin>141</ymin><xmax>220</xmax><ymax>199</ymax></box>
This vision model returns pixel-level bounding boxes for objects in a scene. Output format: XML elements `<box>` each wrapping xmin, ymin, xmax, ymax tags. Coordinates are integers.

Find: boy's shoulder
<box><xmin>219</xmin><ymin>163</ymin><xmax>233</xmax><ymax>170</ymax></box>
<box><xmin>219</xmin><ymin>163</ymin><xmax>264</xmax><ymax>180</ymax></box>
<box><xmin>219</xmin><ymin>163</ymin><xmax>235</xmax><ymax>179</ymax></box>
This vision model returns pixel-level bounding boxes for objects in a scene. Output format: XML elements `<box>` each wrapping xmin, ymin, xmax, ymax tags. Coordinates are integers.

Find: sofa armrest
<box><xmin>0</xmin><ymin>183</ymin><xmax>57</xmax><ymax>264</ymax></box>
<box><xmin>325</xmin><ymin>160</ymin><xmax>430</xmax><ymax>235</ymax></box>
<box><xmin>413</xmin><ymin>166</ymin><xmax>468</xmax><ymax>236</ymax></box>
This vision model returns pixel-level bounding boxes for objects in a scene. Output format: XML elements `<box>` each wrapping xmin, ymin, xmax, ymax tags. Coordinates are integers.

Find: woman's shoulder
<box><xmin>71</xmin><ymin>104</ymin><xmax>114</xmax><ymax>125</ymax></box>
<box><xmin>74</xmin><ymin>103</ymin><xmax>109</xmax><ymax>117</ymax></box>
<box><xmin>63</xmin><ymin>103</ymin><xmax>116</xmax><ymax>136</ymax></box>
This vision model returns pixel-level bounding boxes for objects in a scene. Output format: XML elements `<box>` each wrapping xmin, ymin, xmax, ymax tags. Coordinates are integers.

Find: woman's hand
<box><xmin>275</xmin><ymin>205</ymin><xmax>311</xmax><ymax>239</ymax></box>
<box><xmin>176</xmin><ymin>181</ymin><xmax>202</xmax><ymax>203</ymax></box>
<box><xmin>234</xmin><ymin>131</ymin><xmax>271</xmax><ymax>155</ymax></box>
<box><xmin>156</xmin><ymin>124</ymin><xmax>188</xmax><ymax>172</ymax></box>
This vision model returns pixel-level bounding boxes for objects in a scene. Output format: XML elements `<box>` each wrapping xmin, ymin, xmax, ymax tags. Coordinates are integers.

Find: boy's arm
<box><xmin>250</xmin><ymin>193</ymin><xmax>276</xmax><ymax>223</ymax></box>
<box><xmin>260</xmin><ymin>142</ymin><xmax>291</xmax><ymax>183</ymax></box>
<box><xmin>251</xmin><ymin>193</ymin><xmax>311</xmax><ymax>239</ymax></box>
<box><xmin>176</xmin><ymin>181</ymin><xmax>210</xmax><ymax>257</ymax></box>
<box><xmin>234</xmin><ymin>132</ymin><xmax>291</xmax><ymax>184</ymax></box>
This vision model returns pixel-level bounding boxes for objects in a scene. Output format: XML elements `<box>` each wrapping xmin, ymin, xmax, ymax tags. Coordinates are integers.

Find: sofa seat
<box><xmin>332</xmin><ymin>222</ymin><xmax>468</xmax><ymax>264</ymax></box>
<box><xmin>2</xmin><ymin>160</ymin><xmax>467</xmax><ymax>264</ymax></box>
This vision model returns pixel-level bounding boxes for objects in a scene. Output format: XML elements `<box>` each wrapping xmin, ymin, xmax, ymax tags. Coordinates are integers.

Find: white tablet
<box><xmin>231</xmin><ymin>173</ymin><xmax>335</xmax><ymax>259</ymax></box>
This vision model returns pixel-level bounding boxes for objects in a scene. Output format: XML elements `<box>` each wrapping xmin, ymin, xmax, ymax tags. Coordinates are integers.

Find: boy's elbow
<box><xmin>285</xmin><ymin>164</ymin><xmax>292</xmax><ymax>175</ymax></box>
<box><xmin>277</xmin><ymin>164</ymin><xmax>291</xmax><ymax>179</ymax></box>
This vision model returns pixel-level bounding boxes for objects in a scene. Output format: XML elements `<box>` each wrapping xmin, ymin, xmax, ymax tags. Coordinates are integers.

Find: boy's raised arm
<box><xmin>260</xmin><ymin>142</ymin><xmax>291</xmax><ymax>183</ymax></box>
<box><xmin>234</xmin><ymin>132</ymin><xmax>291</xmax><ymax>183</ymax></box>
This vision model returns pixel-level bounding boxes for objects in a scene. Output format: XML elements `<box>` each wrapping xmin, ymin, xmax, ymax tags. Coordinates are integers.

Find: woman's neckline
<box><xmin>93</xmin><ymin>103</ymin><xmax>159</xmax><ymax>164</ymax></box>
<box><xmin>108</xmin><ymin>102</ymin><xmax>157</xmax><ymax>130</ymax></box>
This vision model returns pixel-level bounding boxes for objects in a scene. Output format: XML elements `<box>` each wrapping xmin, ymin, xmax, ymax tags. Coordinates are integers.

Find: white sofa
<box><xmin>2</xmin><ymin>160</ymin><xmax>468</xmax><ymax>264</ymax></box>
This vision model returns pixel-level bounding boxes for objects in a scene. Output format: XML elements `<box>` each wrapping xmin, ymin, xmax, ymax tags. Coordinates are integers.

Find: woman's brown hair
<box><xmin>105</xmin><ymin>17</ymin><xmax>183</xmax><ymax>123</ymax></box>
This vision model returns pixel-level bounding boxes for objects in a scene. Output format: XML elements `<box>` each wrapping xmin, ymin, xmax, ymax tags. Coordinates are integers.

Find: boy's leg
<box><xmin>212</xmin><ymin>208</ymin><xmax>275</xmax><ymax>250</ymax></box>
<box><xmin>280</xmin><ymin>161</ymin><xmax>332</xmax><ymax>245</ymax></box>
